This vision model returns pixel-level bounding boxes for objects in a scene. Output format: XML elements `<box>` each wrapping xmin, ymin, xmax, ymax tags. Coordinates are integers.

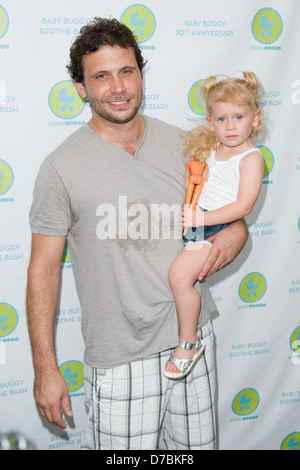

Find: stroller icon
<box><xmin>0</xmin><ymin>312</ymin><xmax>8</xmax><ymax>331</ymax></box>
<box><xmin>59</xmin><ymin>87</ymin><xmax>75</xmax><ymax>112</ymax></box>
<box><xmin>239</xmin><ymin>392</ymin><xmax>252</xmax><ymax>411</ymax></box>
<box><xmin>246</xmin><ymin>277</ymin><xmax>259</xmax><ymax>298</ymax></box>
<box><xmin>63</xmin><ymin>366</ymin><xmax>79</xmax><ymax>387</ymax></box>
<box><xmin>260</xmin><ymin>14</ymin><xmax>275</xmax><ymax>37</ymax></box>
<box><xmin>197</xmin><ymin>87</ymin><xmax>203</xmax><ymax>110</ymax></box>
<box><xmin>287</xmin><ymin>436</ymin><xmax>300</xmax><ymax>450</ymax></box>
<box><xmin>130</xmin><ymin>11</ymin><xmax>146</xmax><ymax>36</ymax></box>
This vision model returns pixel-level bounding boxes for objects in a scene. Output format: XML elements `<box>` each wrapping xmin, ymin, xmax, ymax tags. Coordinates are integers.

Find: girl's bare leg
<box><xmin>166</xmin><ymin>243</ymin><xmax>211</xmax><ymax>374</ymax></box>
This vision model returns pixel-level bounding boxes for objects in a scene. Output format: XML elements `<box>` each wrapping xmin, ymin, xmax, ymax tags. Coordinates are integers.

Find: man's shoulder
<box><xmin>144</xmin><ymin>115</ymin><xmax>182</xmax><ymax>135</ymax></box>
<box><xmin>46</xmin><ymin>124</ymin><xmax>91</xmax><ymax>166</ymax></box>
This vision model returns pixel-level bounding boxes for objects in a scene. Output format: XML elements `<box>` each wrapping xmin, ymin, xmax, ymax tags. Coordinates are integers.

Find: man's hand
<box><xmin>34</xmin><ymin>369</ymin><xmax>73</xmax><ymax>429</ymax></box>
<box><xmin>198</xmin><ymin>219</ymin><xmax>248</xmax><ymax>280</ymax></box>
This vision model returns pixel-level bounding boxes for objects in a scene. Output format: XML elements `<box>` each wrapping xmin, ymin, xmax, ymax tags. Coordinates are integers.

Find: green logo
<box><xmin>48</xmin><ymin>81</ymin><xmax>85</xmax><ymax>119</ymax></box>
<box><xmin>239</xmin><ymin>272</ymin><xmax>267</xmax><ymax>303</ymax></box>
<box><xmin>188</xmin><ymin>80</ymin><xmax>205</xmax><ymax>115</ymax></box>
<box><xmin>61</xmin><ymin>239</ymin><xmax>71</xmax><ymax>264</ymax></box>
<box><xmin>290</xmin><ymin>327</ymin><xmax>300</xmax><ymax>352</ymax></box>
<box><xmin>121</xmin><ymin>5</ymin><xmax>156</xmax><ymax>43</ymax></box>
<box><xmin>59</xmin><ymin>360</ymin><xmax>84</xmax><ymax>393</ymax></box>
<box><xmin>0</xmin><ymin>303</ymin><xmax>18</xmax><ymax>337</ymax></box>
<box><xmin>0</xmin><ymin>5</ymin><xmax>9</xmax><ymax>39</ymax></box>
<box><xmin>0</xmin><ymin>159</ymin><xmax>14</xmax><ymax>195</ymax></box>
<box><xmin>280</xmin><ymin>432</ymin><xmax>300</xmax><ymax>450</ymax></box>
<box><xmin>257</xmin><ymin>145</ymin><xmax>274</xmax><ymax>178</ymax></box>
<box><xmin>252</xmin><ymin>8</ymin><xmax>283</xmax><ymax>44</ymax></box>
<box><xmin>232</xmin><ymin>388</ymin><xmax>260</xmax><ymax>416</ymax></box>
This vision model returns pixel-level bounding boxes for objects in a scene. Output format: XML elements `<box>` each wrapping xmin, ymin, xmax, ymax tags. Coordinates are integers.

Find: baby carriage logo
<box><xmin>290</xmin><ymin>327</ymin><xmax>300</xmax><ymax>351</ymax></box>
<box><xmin>281</xmin><ymin>432</ymin><xmax>300</xmax><ymax>450</ymax></box>
<box><xmin>232</xmin><ymin>388</ymin><xmax>260</xmax><ymax>416</ymax></box>
<box><xmin>0</xmin><ymin>159</ymin><xmax>14</xmax><ymax>196</ymax></box>
<box><xmin>0</xmin><ymin>5</ymin><xmax>9</xmax><ymax>39</ymax></box>
<box><xmin>252</xmin><ymin>8</ymin><xmax>283</xmax><ymax>45</ymax></box>
<box><xmin>256</xmin><ymin>146</ymin><xmax>274</xmax><ymax>178</ymax></box>
<box><xmin>0</xmin><ymin>303</ymin><xmax>18</xmax><ymax>338</ymax></box>
<box><xmin>61</xmin><ymin>239</ymin><xmax>71</xmax><ymax>266</ymax></box>
<box><xmin>48</xmin><ymin>80</ymin><xmax>85</xmax><ymax>119</ymax></box>
<box><xmin>59</xmin><ymin>361</ymin><xmax>84</xmax><ymax>393</ymax></box>
<box><xmin>239</xmin><ymin>272</ymin><xmax>267</xmax><ymax>303</ymax></box>
<box><xmin>121</xmin><ymin>5</ymin><xmax>156</xmax><ymax>43</ymax></box>
<box><xmin>188</xmin><ymin>80</ymin><xmax>206</xmax><ymax>116</ymax></box>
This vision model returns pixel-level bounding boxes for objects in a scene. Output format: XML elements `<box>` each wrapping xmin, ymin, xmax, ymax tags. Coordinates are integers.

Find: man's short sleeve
<box><xmin>29</xmin><ymin>158</ymin><xmax>72</xmax><ymax>236</ymax></box>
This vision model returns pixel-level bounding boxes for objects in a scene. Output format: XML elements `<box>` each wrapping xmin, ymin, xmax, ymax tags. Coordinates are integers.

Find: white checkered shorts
<box><xmin>81</xmin><ymin>321</ymin><xmax>216</xmax><ymax>450</ymax></box>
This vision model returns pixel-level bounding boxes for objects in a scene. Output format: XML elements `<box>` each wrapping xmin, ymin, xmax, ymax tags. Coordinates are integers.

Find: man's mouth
<box><xmin>108</xmin><ymin>100</ymin><xmax>129</xmax><ymax>105</ymax></box>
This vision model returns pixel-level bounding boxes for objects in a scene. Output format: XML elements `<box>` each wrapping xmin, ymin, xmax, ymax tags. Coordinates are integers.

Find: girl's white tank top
<box><xmin>198</xmin><ymin>147</ymin><xmax>262</xmax><ymax>211</ymax></box>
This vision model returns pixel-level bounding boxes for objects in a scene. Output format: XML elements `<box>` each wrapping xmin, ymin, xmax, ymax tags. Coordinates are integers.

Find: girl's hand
<box><xmin>181</xmin><ymin>204</ymin><xmax>204</xmax><ymax>228</ymax></box>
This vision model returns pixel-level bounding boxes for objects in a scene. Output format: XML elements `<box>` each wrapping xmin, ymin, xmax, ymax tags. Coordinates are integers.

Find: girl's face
<box><xmin>206</xmin><ymin>101</ymin><xmax>261</xmax><ymax>151</ymax></box>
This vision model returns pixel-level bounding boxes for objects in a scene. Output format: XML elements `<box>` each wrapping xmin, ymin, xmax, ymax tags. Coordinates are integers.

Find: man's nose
<box><xmin>110</xmin><ymin>75</ymin><xmax>126</xmax><ymax>94</ymax></box>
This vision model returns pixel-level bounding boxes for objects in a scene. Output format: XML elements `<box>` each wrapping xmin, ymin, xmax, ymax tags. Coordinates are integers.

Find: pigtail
<box><xmin>182</xmin><ymin>125</ymin><xmax>217</xmax><ymax>163</ymax></box>
<box><xmin>182</xmin><ymin>76</ymin><xmax>219</xmax><ymax>162</ymax></box>
<box><xmin>199</xmin><ymin>75</ymin><xmax>219</xmax><ymax>104</ymax></box>
<box><xmin>241</xmin><ymin>71</ymin><xmax>263</xmax><ymax>138</ymax></box>
<box><xmin>242</xmin><ymin>71</ymin><xmax>260</xmax><ymax>93</ymax></box>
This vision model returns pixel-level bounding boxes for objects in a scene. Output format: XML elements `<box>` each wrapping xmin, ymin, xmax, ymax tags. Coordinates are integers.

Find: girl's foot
<box><xmin>163</xmin><ymin>337</ymin><xmax>206</xmax><ymax>380</ymax></box>
<box><xmin>165</xmin><ymin>344</ymin><xmax>195</xmax><ymax>374</ymax></box>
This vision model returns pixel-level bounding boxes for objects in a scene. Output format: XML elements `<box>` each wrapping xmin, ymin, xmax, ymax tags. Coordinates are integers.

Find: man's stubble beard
<box><xmin>87</xmin><ymin>88</ymin><xmax>143</xmax><ymax>125</ymax></box>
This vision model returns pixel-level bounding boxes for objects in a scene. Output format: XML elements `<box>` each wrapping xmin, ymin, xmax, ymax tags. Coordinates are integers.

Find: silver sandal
<box><xmin>163</xmin><ymin>336</ymin><xmax>206</xmax><ymax>380</ymax></box>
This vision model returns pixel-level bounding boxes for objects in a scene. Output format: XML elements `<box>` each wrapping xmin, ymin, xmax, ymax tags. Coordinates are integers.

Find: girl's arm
<box><xmin>182</xmin><ymin>151</ymin><xmax>264</xmax><ymax>228</ymax></box>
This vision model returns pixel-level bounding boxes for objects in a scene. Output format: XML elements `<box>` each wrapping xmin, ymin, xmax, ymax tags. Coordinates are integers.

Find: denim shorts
<box><xmin>182</xmin><ymin>208</ymin><xmax>230</xmax><ymax>245</ymax></box>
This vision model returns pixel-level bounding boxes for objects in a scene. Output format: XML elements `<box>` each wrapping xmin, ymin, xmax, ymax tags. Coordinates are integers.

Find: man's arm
<box><xmin>198</xmin><ymin>219</ymin><xmax>248</xmax><ymax>280</ymax></box>
<box><xmin>26</xmin><ymin>233</ymin><xmax>73</xmax><ymax>429</ymax></box>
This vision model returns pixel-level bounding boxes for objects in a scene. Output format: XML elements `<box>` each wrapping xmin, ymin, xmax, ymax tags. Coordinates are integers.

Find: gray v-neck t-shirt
<box><xmin>30</xmin><ymin>116</ymin><xmax>216</xmax><ymax>368</ymax></box>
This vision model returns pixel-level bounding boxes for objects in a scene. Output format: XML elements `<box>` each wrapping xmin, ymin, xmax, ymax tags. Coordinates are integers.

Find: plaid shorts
<box><xmin>81</xmin><ymin>321</ymin><xmax>216</xmax><ymax>450</ymax></box>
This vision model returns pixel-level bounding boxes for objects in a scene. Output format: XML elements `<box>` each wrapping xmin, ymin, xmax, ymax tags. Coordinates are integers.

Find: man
<box><xmin>26</xmin><ymin>18</ymin><xmax>247</xmax><ymax>450</ymax></box>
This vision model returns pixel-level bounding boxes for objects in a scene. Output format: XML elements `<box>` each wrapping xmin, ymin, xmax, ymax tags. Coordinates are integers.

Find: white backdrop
<box><xmin>0</xmin><ymin>0</ymin><xmax>299</xmax><ymax>451</ymax></box>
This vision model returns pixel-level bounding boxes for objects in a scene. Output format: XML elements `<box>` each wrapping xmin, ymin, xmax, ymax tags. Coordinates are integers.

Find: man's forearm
<box><xmin>223</xmin><ymin>218</ymin><xmax>248</xmax><ymax>257</ymax></box>
<box><xmin>198</xmin><ymin>218</ymin><xmax>248</xmax><ymax>280</ymax></box>
<box><xmin>26</xmin><ymin>264</ymin><xmax>73</xmax><ymax>429</ymax></box>
<box><xmin>26</xmin><ymin>267</ymin><xmax>61</xmax><ymax>374</ymax></box>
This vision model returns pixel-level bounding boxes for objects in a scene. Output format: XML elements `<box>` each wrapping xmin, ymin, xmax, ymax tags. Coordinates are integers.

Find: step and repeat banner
<box><xmin>1</xmin><ymin>0</ymin><xmax>299</xmax><ymax>450</ymax></box>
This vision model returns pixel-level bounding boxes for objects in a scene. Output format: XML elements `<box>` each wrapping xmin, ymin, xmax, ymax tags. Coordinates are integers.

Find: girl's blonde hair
<box><xmin>183</xmin><ymin>71</ymin><xmax>263</xmax><ymax>162</ymax></box>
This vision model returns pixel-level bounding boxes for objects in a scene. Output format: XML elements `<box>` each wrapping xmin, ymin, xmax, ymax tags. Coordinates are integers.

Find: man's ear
<box><xmin>74</xmin><ymin>81</ymin><xmax>87</xmax><ymax>100</ymax></box>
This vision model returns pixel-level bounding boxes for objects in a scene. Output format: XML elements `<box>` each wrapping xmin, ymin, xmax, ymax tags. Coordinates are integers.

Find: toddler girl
<box><xmin>164</xmin><ymin>71</ymin><xmax>264</xmax><ymax>380</ymax></box>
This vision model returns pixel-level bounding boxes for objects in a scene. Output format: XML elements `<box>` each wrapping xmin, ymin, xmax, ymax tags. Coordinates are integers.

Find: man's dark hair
<box><xmin>67</xmin><ymin>17</ymin><xmax>146</xmax><ymax>83</ymax></box>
